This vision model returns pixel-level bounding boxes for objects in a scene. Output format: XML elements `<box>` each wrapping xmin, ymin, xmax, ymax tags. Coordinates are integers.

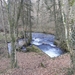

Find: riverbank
<box><xmin>0</xmin><ymin>51</ymin><xmax>73</xmax><ymax>75</ymax></box>
<box><xmin>0</xmin><ymin>32</ymin><xmax>74</xmax><ymax>75</ymax></box>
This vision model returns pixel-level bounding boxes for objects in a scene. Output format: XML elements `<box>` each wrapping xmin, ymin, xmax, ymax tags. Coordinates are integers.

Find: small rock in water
<box><xmin>34</xmin><ymin>38</ymin><xmax>42</xmax><ymax>42</ymax></box>
<box><xmin>21</xmin><ymin>46</ymin><xmax>26</xmax><ymax>52</ymax></box>
<box><xmin>42</xmin><ymin>42</ymin><xmax>48</xmax><ymax>45</ymax></box>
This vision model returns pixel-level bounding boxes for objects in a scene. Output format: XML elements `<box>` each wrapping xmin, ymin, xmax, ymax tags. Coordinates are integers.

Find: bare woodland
<box><xmin>0</xmin><ymin>0</ymin><xmax>75</xmax><ymax>75</ymax></box>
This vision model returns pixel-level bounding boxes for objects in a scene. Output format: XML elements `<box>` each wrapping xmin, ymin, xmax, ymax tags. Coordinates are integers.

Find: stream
<box><xmin>8</xmin><ymin>32</ymin><xmax>65</xmax><ymax>58</ymax></box>
<box><xmin>31</xmin><ymin>33</ymin><xmax>65</xmax><ymax>58</ymax></box>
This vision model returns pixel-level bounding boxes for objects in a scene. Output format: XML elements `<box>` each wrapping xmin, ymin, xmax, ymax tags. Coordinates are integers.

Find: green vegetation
<box><xmin>60</xmin><ymin>41</ymin><xmax>68</xmax><ymax>51</ymax></box>
<box><xmin>54</xmin><ymin>40</ymin><xmax>69</xmax><ymax>52</ymax></box>
<box><xmin>67</xmin><ymin>68</ymin><xmax>74</xmax><ymax>75</ymax></box>
<box><xmin>26</xmin><ymin>45</ymin><xmax>42</xmax><ymax>53</ymax></box>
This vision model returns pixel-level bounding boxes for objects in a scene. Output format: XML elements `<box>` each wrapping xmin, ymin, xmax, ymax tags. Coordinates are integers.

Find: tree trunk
<box><xmin>1</xmin><ymin>0</ymin><xmax>8</xmax><ymax>56</ymax></box>
<box><xmin>8</xmin><ymin>0</ymin><xmax>17</xmax><ymax>68</ymax></box>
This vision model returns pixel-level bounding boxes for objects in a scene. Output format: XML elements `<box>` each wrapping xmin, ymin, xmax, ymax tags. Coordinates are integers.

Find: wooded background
<box><xmin>0</xmin><ymin>0</ymin><xmax>75</xmax><ymax>74</ymax></box>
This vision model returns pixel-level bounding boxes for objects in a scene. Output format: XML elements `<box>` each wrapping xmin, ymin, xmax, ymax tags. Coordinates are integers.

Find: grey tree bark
<box><xmin>0</xmin><ymin>0</ymin><xmax>8</xmax><ymax>56</ymax></box>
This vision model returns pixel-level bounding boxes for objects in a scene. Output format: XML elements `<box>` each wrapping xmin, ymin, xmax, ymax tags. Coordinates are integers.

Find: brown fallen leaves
<box><xmin>0</xmin><ymin>52</ymin><xmax>74</xmax><ymax>75</ymax></box>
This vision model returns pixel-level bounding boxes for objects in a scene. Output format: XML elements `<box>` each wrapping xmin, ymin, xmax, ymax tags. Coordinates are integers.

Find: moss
<box><xmin>54</xmin><ymin>40</ymin><xmax>60</xmax><ymax>46</ymax></box>
<box><xmin>67</xmin><ymin>68</ymin><xmax>74</xmax><ymax>75</ymax></box>
<box><xmin>54</xmin><ymin>40</ymin><xmax>69</xmax><ymax>52</ymax></box>
<box><xmin>26</xmin><ymin>45</ymin><xmax>41</xmax><ymax>53</ymax></box>
<box><xmin>60</xmin><ymin>41</ymin><xmax>68</xmax><ymax>51</ymax></box>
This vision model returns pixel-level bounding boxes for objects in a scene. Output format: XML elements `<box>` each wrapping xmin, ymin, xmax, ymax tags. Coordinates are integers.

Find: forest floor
<box><xmin>0</xmin><ymin>32</ymin><xmax>75</xmax><ymax>75</ymax></box>
<box><xmin>0</xmin><ymin>50</ymin><xmax>75</xmax><ymax>75</ymax></box>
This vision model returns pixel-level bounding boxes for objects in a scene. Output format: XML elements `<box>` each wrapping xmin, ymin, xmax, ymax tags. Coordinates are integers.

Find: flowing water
<box><xmin>8</xmin><ymin>32</ymin><xmax>65</xmax><ymax>58</ymax></box>
<box><xmin>31</xmin><ymin>33</ymin><xmax>65</xmax><ymax>58</ymax></box>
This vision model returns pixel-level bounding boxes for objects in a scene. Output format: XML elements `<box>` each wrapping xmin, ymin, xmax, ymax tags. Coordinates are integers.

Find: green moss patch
<box><xmin>54</xmin><ymin>40</ymin><xmax>68</xmax><ymax>52</ymax></box>
<box><xmin>26</xmin><ymin>45</ymin><xmax>42</xmax><ymax>53</ymax></box>
<box><xmin>60</xmin><ymin>41</ymin><xmax>69</xmax><ymax>51</ymax></box>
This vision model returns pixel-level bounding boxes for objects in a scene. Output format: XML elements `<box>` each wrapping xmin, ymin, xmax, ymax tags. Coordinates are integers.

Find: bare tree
<box><xmin>0</xmin><ymin>0</ymin><xmax>8</xmax><ymax>56</ymax></box>
<box><xmin>7</xmin><ymin>0</ymin><xmax>24</xmax><ymax>68</ymax></box>
<box><xmin>54</xmin><ymin>0</ymin><xmax>75</xmax><ymax>73</ymax></box>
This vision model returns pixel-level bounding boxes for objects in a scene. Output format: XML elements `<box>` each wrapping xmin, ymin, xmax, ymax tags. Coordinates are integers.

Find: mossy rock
<box><xmin>54</xmin><ymin>40</ymin><xmax>69</xmax><ymax>51</ymax></box>
<box><xmin>54</xmin><ymin>40</ymin><xmax>60</xmax><ymax>46</ymax></box>
<box><xmin>26</xmin><ymin>45</ymin><xmax>42</xmax><ymax>53</ymax></box>
<box><xmin>60</xmin><ymin>41</ymin><xmax>69</xmax><ymax>51</ymax></box>
<box><xmin>16</xmin><ymin>47</ymin><xmax>22</xmax><ymax>52</ymax></box>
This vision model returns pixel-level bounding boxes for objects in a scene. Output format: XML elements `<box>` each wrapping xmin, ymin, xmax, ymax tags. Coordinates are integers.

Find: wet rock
<box><xmin>16</xmin><ymin>38</ymin><xmax>26</xmax><ymax>48</ymax></box>
<box><xmin>7</xmin><ymin>38</ymin><xmax>27</xmax><ymax>54</ymax></box>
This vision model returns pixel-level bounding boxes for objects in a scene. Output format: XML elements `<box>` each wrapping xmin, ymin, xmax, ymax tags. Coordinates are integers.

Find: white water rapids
<box><xmin>8</xmin><ymin>33</ymin><xmax>65</xmax><ymax>58</ymax></box>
